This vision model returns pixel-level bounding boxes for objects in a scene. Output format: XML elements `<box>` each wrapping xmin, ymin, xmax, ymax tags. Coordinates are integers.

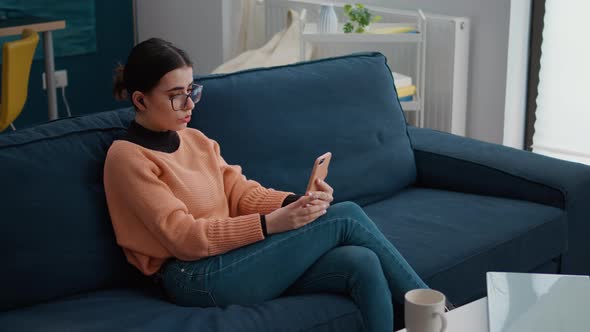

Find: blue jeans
<box><xmin>156</xmin><ymin>201</ymin><xmax>428</xmax><ymax>332</ymax></box>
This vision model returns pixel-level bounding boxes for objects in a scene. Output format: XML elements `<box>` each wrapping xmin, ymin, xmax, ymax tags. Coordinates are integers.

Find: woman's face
<box><xmin>133</xmin><ymin>66</ymin><xmax>195</xmax><ymax>132</ymax></box>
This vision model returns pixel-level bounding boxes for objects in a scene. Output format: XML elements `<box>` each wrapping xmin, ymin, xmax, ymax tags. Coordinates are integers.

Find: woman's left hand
<box><xmin>306</xmin><ymin>179</ymin><xmax>334</xmax><ymax>207</ymax></box>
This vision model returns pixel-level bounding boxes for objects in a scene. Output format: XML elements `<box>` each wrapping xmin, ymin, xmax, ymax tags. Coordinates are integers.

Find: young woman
<box><xmin>103</xmin><ymin>38</ymin><xmax>430</xmax><ymax>332</ymax></box>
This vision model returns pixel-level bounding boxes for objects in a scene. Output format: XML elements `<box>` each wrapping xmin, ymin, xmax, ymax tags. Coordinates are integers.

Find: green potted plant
<box><xmin>342</xmin><ymin>3</ymin><xmax>382</xmax><ymax>33</ymax></box>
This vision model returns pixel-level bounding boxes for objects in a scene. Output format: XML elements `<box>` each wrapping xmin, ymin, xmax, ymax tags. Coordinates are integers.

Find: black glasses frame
<box><xmin>169</xmin><ymin>83</ymin><xmax>203</xmax><ymax>111</ymax></box>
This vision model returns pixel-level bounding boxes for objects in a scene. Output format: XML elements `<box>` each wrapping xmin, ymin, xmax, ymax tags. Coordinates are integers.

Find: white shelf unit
<box><xmin>298</xmin><ymin>9</ymin><xmax>428</xmax><ymax>128</ymax></box>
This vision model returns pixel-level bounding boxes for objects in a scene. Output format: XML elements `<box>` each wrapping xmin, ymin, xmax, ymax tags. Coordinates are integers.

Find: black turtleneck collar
<box><xmin>120</xmin><ymin>120</ymin><xmax>180</xmax><ymax>153</ymax></box>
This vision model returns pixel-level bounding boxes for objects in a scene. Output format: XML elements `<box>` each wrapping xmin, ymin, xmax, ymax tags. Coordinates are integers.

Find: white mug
<box><xmin>405</xmin><ymin>289</ymin><xmax>448</xmax><ymax>332</ymax></box>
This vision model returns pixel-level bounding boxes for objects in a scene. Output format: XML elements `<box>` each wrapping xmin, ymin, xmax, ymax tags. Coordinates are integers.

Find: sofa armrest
<box><xmin>407</xmin><ymin>126</ymin><xmax>590</xmax><ymax>275</ymax></box>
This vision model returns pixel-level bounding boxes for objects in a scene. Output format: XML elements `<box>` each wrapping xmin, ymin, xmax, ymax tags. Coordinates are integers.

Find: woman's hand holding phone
<box><xmin>265</xmin><ymin>153</ymin><xmax>335</xmax><ymax>235</ymax></box>
<box><xmin>265</xmin><ymin>194</ymin><xmax>328</xmax><ymax>234</ymax></box>
<box><xmin>306</xmin><ymin>178</ymin><xmax>334</xmax><ymax>206</ymax></box>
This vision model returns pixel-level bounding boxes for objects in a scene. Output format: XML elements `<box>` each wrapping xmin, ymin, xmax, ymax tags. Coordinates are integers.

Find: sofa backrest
<box><xmin>0</xmin><ymin>108</ymin><xmax>140</xmax><ymax>311</ymax></box>
<box><xmin>193</xmin><ymin>52</ymin><xmax>416</xmax><ymax>205</ymax></box>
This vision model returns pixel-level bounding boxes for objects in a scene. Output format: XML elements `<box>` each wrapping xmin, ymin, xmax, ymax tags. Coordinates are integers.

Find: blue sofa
<box><xmin>1</xmin><ymin>52</ymin><xmax>589</xmax><ymax>331</ymax></box>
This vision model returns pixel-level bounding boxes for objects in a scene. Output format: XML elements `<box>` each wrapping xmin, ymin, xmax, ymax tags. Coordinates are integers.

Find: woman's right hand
<box><xmin>265</xmin><ymin>194</ymin><xmax>328</xmax><ymax>235</ymax></box>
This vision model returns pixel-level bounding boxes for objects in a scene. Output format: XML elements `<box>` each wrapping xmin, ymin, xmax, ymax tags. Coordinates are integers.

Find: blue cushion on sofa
<box><xmin>0</xmin><ymin>108</ymin><xmax>136</xmax><ymax>310</ymax></box>
<box><xmin>0</xmin><ymin>288</ymin><xmax>363</xmax><ymax>331</ymax></box>
<box><xmin>192</xmin><ymin>52</ymin><xmax>416</xmax><ymax>205</ymax></box>
<box><xmin>362</xmin><ymin>187</ymin><xmax>567</xmax><ymax>304</ymax></box>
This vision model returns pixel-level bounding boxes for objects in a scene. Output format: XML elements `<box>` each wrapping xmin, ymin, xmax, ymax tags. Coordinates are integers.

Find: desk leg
<box><xmin>43</xmin><ymin>31</ymin><xmax>59</xmax><ymax>120</ymax></box>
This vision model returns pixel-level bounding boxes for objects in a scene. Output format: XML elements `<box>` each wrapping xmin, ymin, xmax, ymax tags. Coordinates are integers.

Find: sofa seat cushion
<box><xmin>0</xmin><ymin>288</ymin><xmax>363</xmax><ymax>332</ymax></box>
<box><xmin>362</xmin><ymin>187</ymin><xmax>567</xmax><ymax>304</ymax></box>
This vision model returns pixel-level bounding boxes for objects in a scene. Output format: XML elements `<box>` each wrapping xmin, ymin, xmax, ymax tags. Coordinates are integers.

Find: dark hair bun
<box><xmin>113</xmin><ymin>63</ymin><xmax>127</xmax><ymax>101</ymax></box>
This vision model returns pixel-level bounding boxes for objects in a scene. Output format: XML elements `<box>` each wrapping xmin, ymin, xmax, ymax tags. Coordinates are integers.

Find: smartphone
<box><xmin>306</xmin><ymin>152</ymin><xmax>332</xmax><ymax>193</ymax></box>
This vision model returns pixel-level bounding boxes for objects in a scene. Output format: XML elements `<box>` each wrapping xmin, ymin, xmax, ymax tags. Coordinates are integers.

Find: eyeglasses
<box><xmin>169</xmin><ymin>83</ymin><xmax>203</xmax><ymax>111</ymax></box>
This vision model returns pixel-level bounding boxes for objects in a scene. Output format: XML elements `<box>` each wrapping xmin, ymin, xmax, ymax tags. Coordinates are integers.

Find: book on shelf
<box><xmin>397</xmin><ymin>85</ymin><xmax>416</xmax><ymax>98</ymax></box>
<box><xmin>392</xmin><ymin>72</ymin><xmax>412</xmax><ymax>89</ymax></box>
<box><xmin>366</xmin><ymin>26</ymin><xmax>418</xmax><ymax>34</ymax></box>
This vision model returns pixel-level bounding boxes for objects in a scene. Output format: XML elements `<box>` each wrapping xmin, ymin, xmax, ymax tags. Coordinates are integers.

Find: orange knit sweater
<box><xmin>103</xmin><ymin>127</ymin><xmax>293</xmax><ymax>275</ymax></box>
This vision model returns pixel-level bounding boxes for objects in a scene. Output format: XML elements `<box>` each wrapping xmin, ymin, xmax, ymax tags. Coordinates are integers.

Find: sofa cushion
<box><xmin>192</xmin><ymin>52</ymin><xmax>416</xmax><ymax>205</ymax></box>
<box><xmin>362</xmin><ymin>187</ymin><xmax>567</xmax><ymax>305</ymax></box>
<box><xmin>0</xmin><ymin>288</ymin><xmax>363</xmax><ymax>332</ymax></box>
<box><xmin>0</xmin><ymin>108</ymin><xmax>137</xmax><ymax>310</ymax></box>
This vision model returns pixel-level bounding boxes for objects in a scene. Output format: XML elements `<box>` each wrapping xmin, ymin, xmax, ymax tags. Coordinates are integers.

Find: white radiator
<box><xmin>265</xmin><ymin>0</ymin><xmax>470</xmax><ymax>136</ymax></box>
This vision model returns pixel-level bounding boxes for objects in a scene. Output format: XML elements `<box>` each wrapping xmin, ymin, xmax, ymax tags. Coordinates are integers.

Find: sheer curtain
<box><xmin>225</xmin><ymin>0</ymin><xmax>267</xmax><ymax>61</ymax></box>
<box><xmin>532</xmin><ymin>0</ymin><xmax>590</xmax><ymax>164</ymax></box>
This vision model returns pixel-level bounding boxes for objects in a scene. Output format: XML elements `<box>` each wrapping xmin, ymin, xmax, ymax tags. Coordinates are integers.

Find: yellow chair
<box><xmin>0</xmin><ymin>29</ymin><xmax>39</xmax><ymax>132</ymax></box>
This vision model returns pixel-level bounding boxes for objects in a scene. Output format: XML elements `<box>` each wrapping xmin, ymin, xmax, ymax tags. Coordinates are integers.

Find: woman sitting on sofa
<box><xmin>103</xmin><ymin>38</ymin><xmax>430</xmax><ymax>332</ymax></box>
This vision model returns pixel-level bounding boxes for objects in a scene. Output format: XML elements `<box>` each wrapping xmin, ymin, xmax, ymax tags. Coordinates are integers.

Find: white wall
<box><xmin>368</xmin><ymin>0</ymin><xmax>512</xmax><ymax>144</ymax></box>
<box><xmin>134</xmin><ymin>0</ymin><xmax>225</xmax><ymax>75</ymax></box>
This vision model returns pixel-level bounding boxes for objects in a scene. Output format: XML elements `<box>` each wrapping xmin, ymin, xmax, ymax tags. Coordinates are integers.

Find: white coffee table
<box><xmin>396</xmin><ymin>297</ymin><xmax>489</xmax><ymax>332</ymax></box>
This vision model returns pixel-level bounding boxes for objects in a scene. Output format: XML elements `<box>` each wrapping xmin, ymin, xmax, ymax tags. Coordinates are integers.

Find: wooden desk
<box><xmin>0</xmin><ymin>16</ymin><xmax>66</xmax><ymax>120</ymax></box>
